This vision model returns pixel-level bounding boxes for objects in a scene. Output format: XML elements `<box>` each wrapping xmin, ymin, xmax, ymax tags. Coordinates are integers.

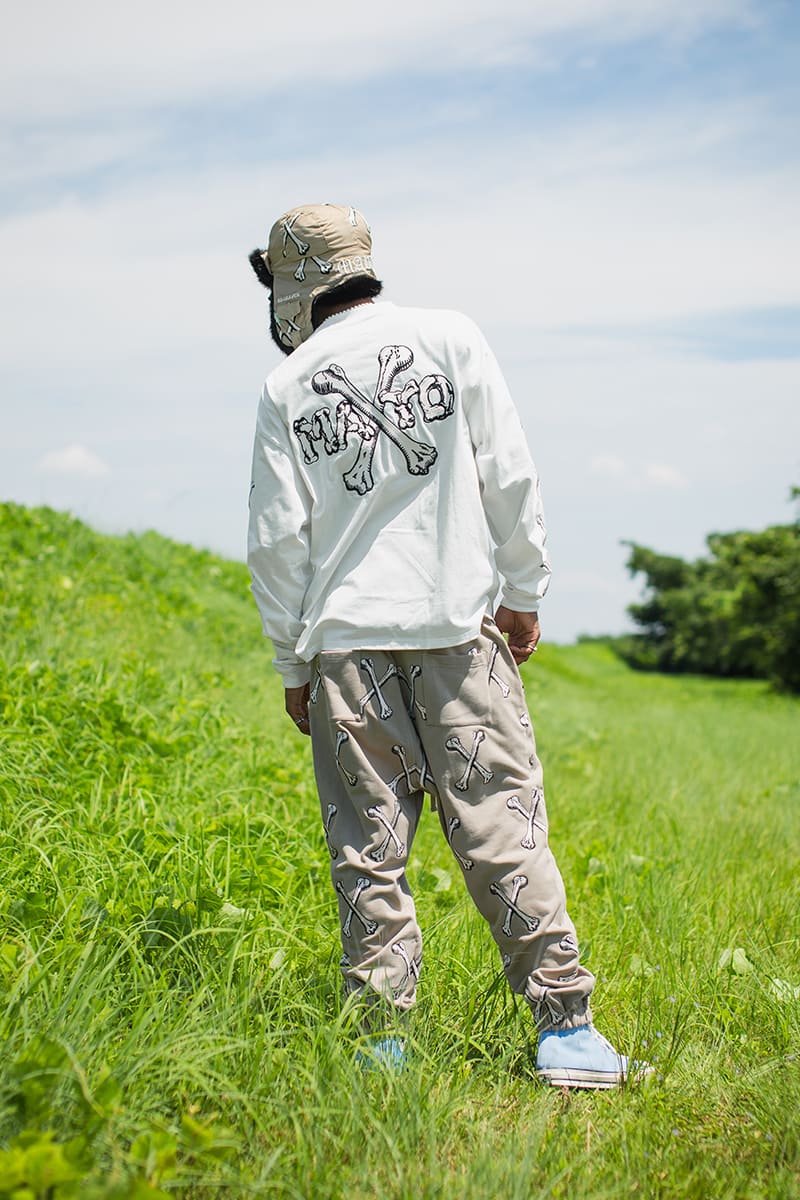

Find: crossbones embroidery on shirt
<box><xmin>293</xmin><ymin>344</ymin><xmax>456</xmax><ymax>495</ymax></box>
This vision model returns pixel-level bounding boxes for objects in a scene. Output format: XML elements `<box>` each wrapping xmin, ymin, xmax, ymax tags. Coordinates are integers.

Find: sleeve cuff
<box><xmin>500</xmin><ymin>588</ymin><xmax>541</xmax><ymax>612</ymax></box>
<box><xmin>268</xmin><ymin>636</ymin><xmax>311</xmax><ymax>687</ymax></box>
<box><xmin>274</xmin><ymin>662</ymin><xmax>312</xmax><ymax>688</ymax></box>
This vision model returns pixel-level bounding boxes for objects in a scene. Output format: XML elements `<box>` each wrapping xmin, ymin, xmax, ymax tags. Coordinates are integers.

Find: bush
<box><xmin>620</xmin><ymin>493</ymin><xmax>800</xmax><ymax>691</ymax></box>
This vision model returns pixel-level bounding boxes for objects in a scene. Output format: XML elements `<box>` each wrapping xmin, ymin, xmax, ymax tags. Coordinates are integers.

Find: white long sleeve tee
<box><xmin>248</xmin><ymin>301</ymin><xmax>551</xmax><ymax>686</ymax></box>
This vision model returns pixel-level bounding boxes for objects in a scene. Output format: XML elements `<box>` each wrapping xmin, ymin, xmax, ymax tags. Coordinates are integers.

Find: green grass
<box><xmin>1</xmin><ymin>502</ymin><xmax>798</xmax><ymax>1199</ymax></box>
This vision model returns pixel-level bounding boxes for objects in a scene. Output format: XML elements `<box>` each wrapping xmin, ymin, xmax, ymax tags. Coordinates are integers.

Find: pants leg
<box><xmin>399</xmin><ymin>617</ymin><xmax>595</xmax><ymax>1031</ymax></box>
<box><xmin>307</xmin><ymin>621</ymin><xmax>595</xmax><ymax>1032</ymax></box>
<box><xmin>308</xmin><ymin>651</ymin><xmax>427</xmax><ymax>1010</ymax></box>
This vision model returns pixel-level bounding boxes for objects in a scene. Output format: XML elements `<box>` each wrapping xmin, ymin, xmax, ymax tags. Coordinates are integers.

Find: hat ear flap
<box><xmin>248</xmin><ymin>249</ymin><xmax>274</xmax><ymax>289</ymax></box>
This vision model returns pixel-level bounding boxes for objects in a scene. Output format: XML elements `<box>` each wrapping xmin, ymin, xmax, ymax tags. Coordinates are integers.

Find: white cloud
<box><xmin>1</xmin><ymin>114</ymin><xmax>797</xmax><ymax>376</ymax></box>
<box><xmin>591</xmin><ymin>455</ymin><xmax>628</xmax><ymax>477</ymax></box>
<box><xmin>0</xmin><ymin>123</ymin><xmax>159</xmax><ymax>193</ymax></box>
<box><xmin>587</xmin><ymin>456</ymin><xmax>688</xmax><ymax>490</ymax></box>
<box><xmin>644</xmin><ymin>463</ymin><xmax>688</xmax><ymax>488</ymax></box>
<box><xmin>38</xmin><ymin>445</ymin><xmax>111</xmax><ymax>479</ymax></box>
<box><xmin>1</xmin><ymin>0</ymin><xmax>757</xmax><ymax>121</ymax></box>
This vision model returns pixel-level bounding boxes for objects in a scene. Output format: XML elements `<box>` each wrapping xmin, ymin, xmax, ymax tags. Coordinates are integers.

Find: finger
<box><xmin>286</xmin><ymin>706</ymin><xmax>311</xmax><ymax>735</ymax></box>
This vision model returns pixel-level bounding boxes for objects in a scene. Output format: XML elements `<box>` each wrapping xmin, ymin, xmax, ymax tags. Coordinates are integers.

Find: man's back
<box><xmin>248</xmin><ymin>300</ymin><xmax>549</xmax><ymax>679</ymax></box>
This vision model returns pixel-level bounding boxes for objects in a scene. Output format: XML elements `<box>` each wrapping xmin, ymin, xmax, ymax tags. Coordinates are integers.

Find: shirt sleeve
<box><xmin>462</xmin><ymin>327</ymin><xmax>552</xmax><ymax>611</ymax></box>
<box><xmin>247</xmin><ymin>383</ymin><xmax>313</xmax><ymax>687</ymax></box>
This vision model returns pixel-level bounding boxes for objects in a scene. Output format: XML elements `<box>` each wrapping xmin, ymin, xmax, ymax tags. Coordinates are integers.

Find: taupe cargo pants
<box><xmin>307</xmin><ymin>616</ymin><xmax>594</xmax><ymax>1031</ymax></box>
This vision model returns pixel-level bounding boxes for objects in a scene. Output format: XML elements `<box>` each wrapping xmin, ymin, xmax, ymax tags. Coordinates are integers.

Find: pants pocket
<box><xmin>316</xmin><ymin>651</ymin><xmax>404</xmax><ymax>724</ymax></box>
<box><xmin>418</xmin><ymin>648</ymin><xmax>491</xmax><ymax>727</ymax></box>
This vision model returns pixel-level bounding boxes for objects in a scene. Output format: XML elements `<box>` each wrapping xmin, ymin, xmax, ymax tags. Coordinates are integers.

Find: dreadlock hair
<box><xmin>311</xmin><ymin>276</ymin><xmax>383</xmax><ymax>328</ymax></box>
<box><xmin>248</xmin><ymin>248</ymin><xmax>288</xmax><ymax>354</ymax></box>
<box><xmin>248</xmin><ymin>249</ymin><xmax>273</xmax><ymax>289</ymax></box>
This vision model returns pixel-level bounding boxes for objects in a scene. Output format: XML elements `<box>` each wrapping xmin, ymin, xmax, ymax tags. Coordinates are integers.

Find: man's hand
<box><xmin>285</xmin><ymin>683</ymin><xmax>311</xmax><ymax>735</ymax></box>
<box><xmin>494</xmin><ymin>606</ymin><xmax>541</xmax><ymax>665</ymax></box>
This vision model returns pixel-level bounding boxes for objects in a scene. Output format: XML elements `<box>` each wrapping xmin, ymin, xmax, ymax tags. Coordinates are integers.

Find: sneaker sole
<box><xmin>537</xmin><ymin>1068</ymin><xmax>624</xmax><ymax>1089</ymax></box>
<box><xmin>537</xmin><ymin>1064</ymin><xmax>653</xmax><ymax>1089</ymax></box>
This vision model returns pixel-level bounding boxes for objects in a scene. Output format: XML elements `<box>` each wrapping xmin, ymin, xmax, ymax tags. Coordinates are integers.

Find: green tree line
<box><xmin>617</xmin><ymin>489</ymin><xmax>800</xmax><ymax>692</ymax></box>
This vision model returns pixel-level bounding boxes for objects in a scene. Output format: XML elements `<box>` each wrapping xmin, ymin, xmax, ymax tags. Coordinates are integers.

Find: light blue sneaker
<box><xmin>356</xmin><ymin>1037</ymin><xmax>407</xmax><ymax>1073</ymax></box>
<box><xmin>536</xmin><ymin>1025</ymin><xmax>651</xmax><ymax>1089</ymax></box>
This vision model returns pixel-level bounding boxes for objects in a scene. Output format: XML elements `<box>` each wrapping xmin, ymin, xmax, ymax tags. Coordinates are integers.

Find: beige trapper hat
<box><xmin>260</xmin><ymin>203</ymin><xmax>376</xmax><ymax>350</ymax></box>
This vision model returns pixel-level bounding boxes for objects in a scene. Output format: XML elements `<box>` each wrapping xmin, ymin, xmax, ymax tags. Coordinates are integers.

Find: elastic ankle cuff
<box><xmin>537</xmin><ymin>1000</ymin><xmax>593</xmax><ymax>1034</ymax></box>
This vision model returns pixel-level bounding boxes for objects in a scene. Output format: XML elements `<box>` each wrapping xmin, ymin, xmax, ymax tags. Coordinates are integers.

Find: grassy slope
<box><xmin>0</xmin><ymin>503</ymin><xmax>798</xmax><ymax>1199</ymax></box>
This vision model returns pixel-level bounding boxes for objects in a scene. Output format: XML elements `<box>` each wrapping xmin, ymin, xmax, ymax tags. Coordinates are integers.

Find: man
<box><xmin>247</xmin><ymin>203</ymin><xmax>644</xmax><ymax>1087</ymax></box>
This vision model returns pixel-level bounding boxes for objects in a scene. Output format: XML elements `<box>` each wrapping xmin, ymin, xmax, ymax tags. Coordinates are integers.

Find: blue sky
<box><xmin>1</xmin><ymin>0</ymin><xmax>798</xmax><ymax>642</ymax></box>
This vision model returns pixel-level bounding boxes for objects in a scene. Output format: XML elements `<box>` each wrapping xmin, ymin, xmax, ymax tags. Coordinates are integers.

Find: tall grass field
<box><xmin>1</xmin><ymin>502</ymin><xmax>798</xmax><ymax>1199</ymax></box>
